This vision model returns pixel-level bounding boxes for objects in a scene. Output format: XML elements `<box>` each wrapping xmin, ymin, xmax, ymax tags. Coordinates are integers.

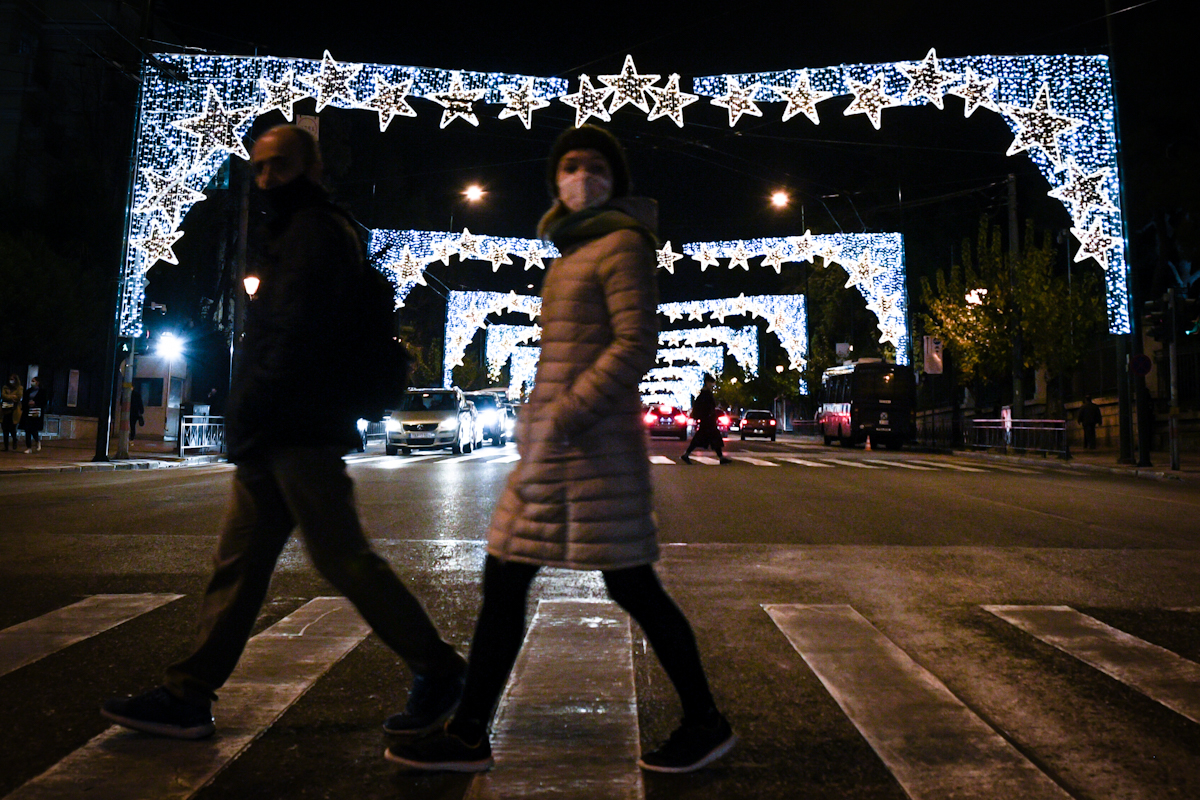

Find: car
<box><xmin>385</xmin><ymin>387</ymin><xmax>479</xmax><ymax>455</ymax></box>
<box><xmin>464</xmin><ymin>391</ymin><xmax>509</xmax><ymax>446</ymax></box>
<box><xmin>643</xmin><ymin>404</ymin><xmax>690</xmax><ymax>439</ymax></box>
<box><xmin>740</xmin><ymin>409</ymin><xmax>777</xmax><ymax>441</ymax></box>
<box><xmin>726</xmin><ymin>411</ymin><xmax>742</xmax><ymax>432</ymax></box>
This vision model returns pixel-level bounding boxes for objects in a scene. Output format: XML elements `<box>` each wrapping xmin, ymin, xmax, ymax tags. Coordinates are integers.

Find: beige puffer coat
<box><xmin>486</xmin><ymin>199</ymin><xmax>660</xmax><ymax>570</ymax></box>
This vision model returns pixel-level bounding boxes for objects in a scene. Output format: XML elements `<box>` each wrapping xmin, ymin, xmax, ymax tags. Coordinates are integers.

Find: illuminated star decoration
<box><xmin>560</xmin><ymin>74</ymin><xmax>613</xmax><ymax>127</ymax></box>
<box><xmin>690</xmin><ymin>244</ymin><xmax>720</xmax><ymax>271</ymax></box>
<box><xmin>656</xmin><ymin>241</ymin><xmax>684</xmax><ymax>274</ymax></box>
<box><xmin>1071</xmin><ymin>221</ymin><xmax>1121</xmax><ymax>271</ymax></box>
<box><xmin>136</xmin><ymin>171</ymin><xmax>207</xmax><ymax>227</ymax></box>
<box><xmin>134</xmin><ymin>223</ymin><xmax>185</xmax><ymax>267</ymax></box>
<box><xmin>771</xmin><ymin>70</ymin><xmax>833</xmax><ymax>124</ymax></box>
<box><xmin>299</xmin><ymin>51</ymin><xmax>363</xmax><ymax>112</ymax></box>
<box><xmin>430</xmin><ymin>72</ymin><xmax>487</xmax><ymax>128</ymax></box>
<box><xmin>788</xmin><ymin>231</ymin><xmax>819</xmax><ymax>263</ymax></box>
<box><xmin>484</xmin><ymin>242</ymin><xmax>513</xmax><ymax>272</ymax></box>
<box><xmin>499</xmin><ymin>78</ymin><xmax>550</xmax><ymax>130</ymax></box>
<box><xmin>843</xmin><ymin>72</ymin><xmax>901</xmax><ymax>130</ymax></box>
<box><xmin>843</xmin><ymin>251</ymin><xmax>884</xmax><ymax>289</ymax></box>
<box><xmin>599</xmin><ymin>54</ymin><xmax>660</xmax><ymax>114</ymax></box>
<box><xmin>522</xmin><ymin>241</ymin><xmax>549</xmax><ymax>270</ymax></box>
<box><xmin>432</xmin><ymin>238</ymin><xmax>458</xmax><ymax>266</ymax></box>
<box><xmin>866</xmin><ymin>289</ymin><xmax>903</xmax><ymax>323</ymax></box>
<box><xmin>760</xmin><ymin>245</ymin><xmax>786</xmax><ymax>273</ymax></box>
<box><xmin>1001</xmin><ymin>83</ymin><xmax>1083</xmax><ymax>167</ymax></box>
<box><xmin>257</xmin><ymin>69</ymin><xmax>309</xmax><ymax>122</ymax></box>
<box><xmin>897</xmin><ymin>48</ymin><xmax>960</xmax><ymax>110</ymax></box>
<box><xmin>646</xmin><ymin>73</ymin><xmax>699</xmax><ymax>128</ymax></box>
<box><xmin>946</xmin><ymin>66</ymin><xmax>1000</xmax><ymax>118</ymax></box>
<box><xmin>727</xmin><ymin>242</ymin><xmax>752</xmax><ymax>270</ymax></box>
<box><xmin>711</xmin><ymin>76</ymin><xmax>763</xmax><ymax>127</ymax></box>
<box><xmin>172</xmin><ymin>85</ymin><xmax>254</xmax><ymax>163</ymax></box>
<box><xmin>457</xmin><ymin>228</ymin><xmax>485</xmax><ymax>261</ymax></box>
<box><xmin>361</xmin><ymin>74</ymin><xmax>417</xmax><ymax>132</ymax></box>
<box><xmin>877</xmin><ymin>319</ymin><xmax>905</xmax><ymax>348</ymax></box>
<box><xmin>1048</xmin><ymin>160</ymin><xmax>1118</xmax><ymax>223</ymax></box>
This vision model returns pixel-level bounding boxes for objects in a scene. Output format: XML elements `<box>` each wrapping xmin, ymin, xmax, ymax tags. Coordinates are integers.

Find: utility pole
<box><xmin>1008</xmin><ymin>174</ymin><xmax>1024</xmax><ymax>419</ymax></box>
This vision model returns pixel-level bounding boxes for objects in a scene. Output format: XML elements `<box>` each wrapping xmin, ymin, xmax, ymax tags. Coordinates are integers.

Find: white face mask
<box><xmin>557</xmin><ymin>170</ymin><xmax>613</xmax><ymax>213</ymax></box>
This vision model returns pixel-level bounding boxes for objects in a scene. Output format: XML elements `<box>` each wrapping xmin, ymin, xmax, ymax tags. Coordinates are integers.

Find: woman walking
<box><xmin>385</xmin><ymin>125</ymin><xmax>735</xmax><ymax>774</ymax></box>
<box><xmin>21</xmin><ymin>375</ymin><xmax>46</xmax><ymax>453</ymax></box>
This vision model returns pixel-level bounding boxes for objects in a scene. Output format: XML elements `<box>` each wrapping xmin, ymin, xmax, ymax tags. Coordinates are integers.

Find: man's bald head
<box><xmin>251</xmin><ymin>125</ymin><xmax>323</xmax><ymax>191</ymax></box>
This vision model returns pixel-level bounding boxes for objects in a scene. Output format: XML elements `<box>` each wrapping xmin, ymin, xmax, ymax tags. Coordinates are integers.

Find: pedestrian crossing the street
<box><xmin>3</xmin><ymin>593</ymin><xmax>1197</xmax><ymax>799</ymax></box>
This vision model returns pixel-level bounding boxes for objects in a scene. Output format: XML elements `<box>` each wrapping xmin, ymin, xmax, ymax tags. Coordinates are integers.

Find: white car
<box><xmin>385</xmin><ymin>387</ymin><xmax>480</xmax><ymax>455</ymax></box>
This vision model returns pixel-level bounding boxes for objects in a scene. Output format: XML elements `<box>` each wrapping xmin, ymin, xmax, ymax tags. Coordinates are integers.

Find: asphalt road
<box><xmin>1</xmin><ymin>438</ymin><xmax>1198</xmax><ymax>799</ymax></box>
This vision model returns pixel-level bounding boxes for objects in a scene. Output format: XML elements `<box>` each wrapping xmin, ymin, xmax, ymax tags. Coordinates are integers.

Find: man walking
<box><xmin>103</xmin><ymin>125</ymin><xmax>464</xmax><ymax>739</ymax></box>
<box><xmin>1077</xmin><ymin>395</ymin><xmax>1102</xmax><ymax>450</ymax></box>
<box><xmin>681</xmin><ymin>374</ymin><xmax>731</xmax><ymax>464</ymax></box>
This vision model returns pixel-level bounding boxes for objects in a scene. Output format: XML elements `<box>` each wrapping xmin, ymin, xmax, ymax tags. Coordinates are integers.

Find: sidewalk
<box><xmin>0</xmin><ymin>436</ymin><xmax>224</xmax><ymax>474</ymax></box>
<box><xmin>956</xmin><ymin>444</ymin><xmax>1197</xmax><ymax>481</ymax></box>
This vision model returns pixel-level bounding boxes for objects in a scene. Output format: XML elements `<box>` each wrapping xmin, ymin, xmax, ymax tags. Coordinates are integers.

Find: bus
<box><xmin>817</xmin><ymin>359</ymin><xmax>916</xmax><ymax>449</ymax></box>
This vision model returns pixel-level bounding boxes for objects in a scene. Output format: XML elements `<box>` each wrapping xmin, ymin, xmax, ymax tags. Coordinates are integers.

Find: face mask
<box><xmin>557</xmin><ymin>171</ymin><xmax>613</xmax><ymax>213</ymax></box>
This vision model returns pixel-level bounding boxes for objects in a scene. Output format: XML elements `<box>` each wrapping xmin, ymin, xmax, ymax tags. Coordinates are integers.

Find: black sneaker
<box><xmin>638</xmin><ymin>713</ymin><xmax>737</xmax><ymax>773</ymax></box>
<box><xmin>384</xmin><ymin>724</ymin><xmax>494</xmax><ymax>772</ymax></box>
<box><xmin>680</xmin><ymin>454</ymin><xmax>692</xmax><ymax>464</ymax></box>
<box><xmin>101</xmin><ymin>686</ymin><xmax>215</xmax><ymax>740</ymax></box>
<box><xmin>718</xmin><ymin>456</ymin><xmax>733</xmax><ymax>464</ymax></box>
<box><xmin>383</xmin><ymin>662</ymin><xmax>466</xmax><ymax>735</ymax></box>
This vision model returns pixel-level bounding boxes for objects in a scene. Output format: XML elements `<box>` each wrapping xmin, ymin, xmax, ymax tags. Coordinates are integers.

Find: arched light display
<box><xmin>121</xmin><ymin>48</ymin><xmax>1128</xmax><ymax>355</ymax></box>
<box><xmin>641</xmin><ymin>365</ymin><xmax>708</xmax><ymax>409</ymax></box>
<box><xmin>485</xmin><ymin>324</ymin><xmax>542</xmax><ymax>382</ymax></box>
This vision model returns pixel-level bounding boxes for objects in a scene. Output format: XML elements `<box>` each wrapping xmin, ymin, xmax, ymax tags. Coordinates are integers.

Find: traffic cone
<box><xmin>865</xmin><ymin>435</ymin><xmax>872</xmax><ymax>451</ymax></box>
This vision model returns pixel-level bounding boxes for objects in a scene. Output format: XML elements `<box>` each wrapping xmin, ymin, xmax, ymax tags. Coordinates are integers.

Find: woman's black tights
<box><xmin>449</xmin><ymin>555</ymin><xmax>715</xmax><ymax>740</ymax></box>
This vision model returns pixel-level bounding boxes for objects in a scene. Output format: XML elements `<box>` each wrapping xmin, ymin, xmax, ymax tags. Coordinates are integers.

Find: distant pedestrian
<box><xmin>386</xmin><ymin>125</ymin><xmax>735</xmax><ymax>775</ymax></box>
<box><xmin>102</xmin><ymin>124</ymin><xmax>464</xmax><ymax>741</ymax></box>
<box><xmin>1078</xmin><ymin>395</ymin><xmax>1102</xmax><ymax>450</ymax></box>
<box><xmin>681</xmin><ymin>374</ymin><xmax>731</xmax><ymax>464</ymax></box>
<box><xmin>2</xmin><ymin>374</ymin><xmax>23</xmax><ymax>452</ymax></box>
<box><xmin>129</xmin><ymin>387</ymin><xmax>144</xmax><ymax>440</ymax></box>
<box><xmin>20</xmin><ymin>376</ymin><xmax>45</xmax><ymax>453</ymax></box>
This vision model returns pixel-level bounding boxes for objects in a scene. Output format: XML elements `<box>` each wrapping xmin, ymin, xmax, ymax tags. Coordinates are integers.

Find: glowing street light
<box><xmin>770</xmin><ymin>190</ymin><xmax>790</xmax><ymax>209</ymax></box>
<box><xmin>243</xmin><ymin>275</ymin><xmax>260</xmax><ymax>298</ymax></box>
<box><xmin>156</xmin><ymin>332</ymin><xmax>184</xmax><ymax>360</ymax></box>
<box><xmin>463</xmin><ymin>184</ymin><xmax>486</xmax><ymax>202</ymax></box>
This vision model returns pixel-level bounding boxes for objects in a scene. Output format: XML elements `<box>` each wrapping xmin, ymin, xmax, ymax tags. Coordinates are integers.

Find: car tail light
<box><xmin>658</xmin><ymin>404</ymin><xmax>672</xmax><ymax>414</ymax></box>
<box><xmin>718</xmin><ymin>414</ymin><xmax>731</xmax><ymax>426</ymax></box>
<box><xmin>643</xmin><ymin>412</ymin><xmax>656</xmax><ymax>425</ymax></box>
<box><xmin>674</xmin><ymin>413</ymin><xmax>688</xmax><ymax>425</ymax></box>
<box><xmin>770</xmin><ymin>419</ymin><xmax>777</xmax><ymax>426</ymax></box>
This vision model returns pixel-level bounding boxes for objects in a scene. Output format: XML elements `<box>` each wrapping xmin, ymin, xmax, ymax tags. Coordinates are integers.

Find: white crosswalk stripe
<box><xmin>904</xmin><ymin>458</ymin><xmax>989</xmax><ymax>472</ymax></box>
<box><xmin>861</xmin><ymin>458</ymin><xmax>937</xmax><ymax>470</ymax></box>
<box><xmin>726</xmin><ymin>455</ymin><xmax>779</xmax><ymax>466</ymax></box>
<box><xmin>817</xmin><ymin>458</ymin><xmax>886</xmax><ymax>469</ymax></box>
<box><xmin>774</xmin><ymin>457</ymin><xmax>835</xmax><ymax>467</ymax></box>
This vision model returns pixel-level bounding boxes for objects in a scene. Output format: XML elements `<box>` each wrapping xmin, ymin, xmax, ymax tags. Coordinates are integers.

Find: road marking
<box><xmin>984</xmin><ymin>605</ymin><xmax>1200</xmax><ymax>725</ymax></box>
<box><xmin>819</xmin><ymin>458</ymin><xmax>886</xmax><ymax>469</ymax></box>
<box><xmin>776</xmin><ymin>457</ymin><xmax>835</xmax><ymax>468</ymax></box>
<box><xmin>466</xmin><ymin>600</ymin><xmax>642</xmax><ymax>800</ymax></box>
<box><xmin>0</xmin><ymin>594</ymin><xmax>183</xmax><ymax>678</ymax></box>
<box><xmin>687</xmin><ymin>455</ymin><xmax>721</xmax><ymax>465</ymax></box>
<box><xmin>861</xmin><ymin>459</ymin><xmax>937</xmax><ymax>471</ymax></box>
<box><xmin>765</xmin><ymin>604</ymin><xmax>1071</xmax><ymax>800</ymax></box>
<box><xmin>488</xmin><ymin>454</ymin><xmax>522</xmax><ymax>463</ymax></box>
<box><xmin>9</xmin><ymin>598</ymin><xmax>371</xmax><ymax>800</ymax></box>
<box><xmin>649</xmin><ymin>456</ymin><xmax>676</xmax><ymax>464</ymax></box>
<box><xmin>727</xmin><ymin>455</ymin><xmax>779</xmax><ymax>466</ymax></box>
<box><xmin>905</xmin><ymin>459</ymin><xmax>989</xmax><ymax>472</ymax></box>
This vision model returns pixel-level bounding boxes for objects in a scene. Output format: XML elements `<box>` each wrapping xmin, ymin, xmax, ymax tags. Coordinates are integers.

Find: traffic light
<box><xmin>1179</xmin><ymin>296</ymin><xmax>1200</xmax><ymax>338</ymax></box>
<box><xmin>1143</xmin><ymin>295</ymin><xmax>1171</xmax><ymax>343</ymax></box>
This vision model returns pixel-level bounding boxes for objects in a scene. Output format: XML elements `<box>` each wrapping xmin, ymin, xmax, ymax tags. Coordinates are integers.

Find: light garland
<box><xmin>119</xmin><ymin>49</ymin><xmax>1129</xmax><ymax>344</ymax></box>
<box><xmin>485</xmin><ymin>324</ymin><xmax>541</xmax><ymax>382</ymax></box>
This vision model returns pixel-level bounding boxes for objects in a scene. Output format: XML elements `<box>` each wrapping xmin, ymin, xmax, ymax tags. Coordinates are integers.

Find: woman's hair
<box><xmin>545</xmin><ymin>125</ymin><xmax>631</xmax><ymax>199</ymax></box>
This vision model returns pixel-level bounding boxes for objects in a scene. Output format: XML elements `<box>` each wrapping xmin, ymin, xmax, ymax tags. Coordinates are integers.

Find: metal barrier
<box><xmin>791</xmin><ymin>419</ymin><xmax>821</xmax><ymax>437</ymax></box>
<box><xmin>180</xmin><ymin>416</ymin><xmax>225</xmax><ymax>457</ymax></box>
<box><xmin>968</xmin><ymin>418</ymin><xmax>1070</xmax><ymax>458</ymax></box>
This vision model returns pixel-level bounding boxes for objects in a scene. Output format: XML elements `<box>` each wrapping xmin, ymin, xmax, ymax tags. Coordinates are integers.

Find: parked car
<box><xmin>464</xmin><ymin>391</ymin><xmax>509</xmax><ymax>446</ymax></box>
<box><xmin>726</xmin><ymin>410</ymin><xmax>742</xmax><ymax>432</ymax></box>
<box><xmin>643</xmin><ymin>404</ymin><xmax>690</xmax><ymax>439</ymax></box>
<box><xmin>385</xmin><ymin>387</ymin><xmax>479</xmax><ymax>455</ymax></box>
<box><xmin>740</xmin><ymin>409</ymin><xmax>777</xmax><ymax>441</ymax></box>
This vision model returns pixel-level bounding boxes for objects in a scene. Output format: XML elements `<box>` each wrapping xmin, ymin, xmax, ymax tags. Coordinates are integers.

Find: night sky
<box><xmin>148</xmin><ymin>1</ymin><xmax>1196</xmax><ymax>328</ymax></box>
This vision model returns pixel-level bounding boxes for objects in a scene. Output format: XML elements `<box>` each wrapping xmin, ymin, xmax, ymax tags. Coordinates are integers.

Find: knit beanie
<box><xmin>545</xmin><ymin>125</ymin><xmax>631</xmax><ymax>200</ymax></box>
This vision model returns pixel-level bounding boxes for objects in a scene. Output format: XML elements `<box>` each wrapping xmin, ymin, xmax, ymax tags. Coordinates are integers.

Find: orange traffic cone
<box><xmin>865</xmin><ymin>435</ymin><xmax>872</xmax><ymax>451</ymax></box>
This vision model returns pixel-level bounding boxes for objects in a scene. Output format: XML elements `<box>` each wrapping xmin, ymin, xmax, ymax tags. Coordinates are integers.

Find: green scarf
<box><xmin>544</xmin><ymin>207</ymin><xmax>657</xmax><ymax>253</ymax></box>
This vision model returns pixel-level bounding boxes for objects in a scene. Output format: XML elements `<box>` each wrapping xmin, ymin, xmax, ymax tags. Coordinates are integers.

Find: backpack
<box><xmin>348</xmin><ymin>262</ymin><xmax>411</xmax><ymax>421</ymax></box>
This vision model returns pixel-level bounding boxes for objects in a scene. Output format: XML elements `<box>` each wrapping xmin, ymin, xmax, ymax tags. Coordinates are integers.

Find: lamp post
<box><xmin>157</xmin><ymin>332</ymin><xmax>184</xmax><ymax>442</ymax></box>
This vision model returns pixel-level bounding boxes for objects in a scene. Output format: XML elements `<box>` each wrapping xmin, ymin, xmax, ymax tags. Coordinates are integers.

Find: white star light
<box><xmin>691</xmin><ymin>245</ymin><xmax>720</xmax><ymax>272</ymax></box>
<box><xmin>484</xmin><ymin>242</ymin><xmax>513</xmax><ymax>272</ymax></box>
<box><xmin>877</xmin><ymin>320</ymin><xmax>904</xmax><ymax>347</ymax></box>
<box><xmin>761</xmin><ymin>245</ymin><xmax>786</xmax><ymax>273</ymax></box>
<box><xmin>646</xmin><ymin>73</ymin><xmax>699</xmax><ymax>128</ymax></box>
<box><xmin>432</xmin><ymin>238</ymin><xmax>458</xmax><ymax>266</ymax></box>
<box><xmin>866</xmin><ymin>289</ymin><xmax>903</xmax><ymax>323</ymax></box>
<box><xmin>711</xmin><ymin>76</ymin><xmax>763</xmax><ymax>127</ymax></box>
<box><xmin>135</xmin><ymin>168</ymin><xmax>206</xmax><ymax>227</ymax></box>
<box><xmin>134</xmin><ymin>223</ymin><xmax>184</xmax><ymax>267</ymax></box>
<box><xmin>361</xmin><ymin>75</ymin><xmax>417</xmax><ymax>132</ymax></box>
<box><xmin>656</xmin><ymin>241</ymin><xmax>684</xmax><ymax>274</ymax></box>
<box><xmin>947</xmin><ymin>66</ymin><xmax>1000</xmax><ymax>118</ymax></box>
<box><xmin>257</xmin><ymin>69</ymin><xmax>309</xmax><ymax>122</ymax></box>
<box><xmin>457</xmin><ymin>228</ymin><xmax>485</xmax><ymax>261</ymax></box>
<box><xmin>299</xmin><ymin>51</ymin><xmax>363</xmax><ymax>113</ymax></box>
<box><xmin>430</xmin><ymin>72</ymin><xmax>486</xmax><ymax>128</ymax></box>
<box><xmin>1002</xmin><ymin>83</ymin><xmax>1083</xmax><ymax>167</ymax></box>
<box><xmin>770</xmin><ymin>70</ymin><xmax>834</xmax><ymax>124</ymax></box>
<box><xmin>843</xmin><ymin>252</ymin><xmax>884</xmax><ymax>289</ymax></box>
<box><xmin>172</xmin><ymin>85</ymin><xmax>254</xmax><ymax>163</ymax></box>
<box><xmin>897</xmin><ymin>48</ymin><xmax>960</xmax><ymax>110</ymax></box>
<box><xmin>843</xmin><ymin>72</ymin><xmax>901</xmax><ymax>130</ymax></box>
<box><xmin>560</xmin><ymin>74</ymin><xmax>613</xmax><ymax>127</ymax></box>
<box><xmin>499</xmin><ymin>78</ymin><xmax>550</xmax><ymax>130</ymax></box>
<box><xmin>599</xmin><ymin>55</ymin><xmax>660</xmax><ymax>114</ymax></box>
<box><xmin>394</xmin><ymin>245</ymin><xmax>428</xmax><ymax>286</ymax></box>
<box><xmin>727</xmin><ymin>242</ymin><xmax>752</xmax><ymax>270</ymax></box>
<box><xmin>788</xmin><ymin>231</ymin><xmax>819</xmax><ymax>263</ymax></box>
<box><xmin>522</xmin><ymin>241</ymin><xmax>549</xmax><ymax>270</ymax></box>
<box><xmin>1048</xmin><ymin>160</ymin><xmax>1118</xmax><ymax>223</ymax></box>
<box><xmin>1071</xmin><ymin>221</ymin><xmax>1121</xmax><ymax>271</ymax></box>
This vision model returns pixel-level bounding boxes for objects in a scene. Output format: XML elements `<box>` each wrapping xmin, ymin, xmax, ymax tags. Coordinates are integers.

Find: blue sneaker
<box><xmin>383</xmin><ymin>660</ymin><xmax>466</xmax><ymax>735</ymax></box>
<box><xmin>102</xmin><ymin>687</ymin><xmax>215</xmax><ymax>739</ymax></box>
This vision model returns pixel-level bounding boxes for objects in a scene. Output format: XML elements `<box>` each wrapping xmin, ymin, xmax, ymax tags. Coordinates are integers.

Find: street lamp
<box><xmin>770</xmin><ymin>190</ymin><xmax>790</xmax><ymax>209</ymax></box>
<box><xmin>450</xmin><ymin>183</ymin><xmax>486</xmax><ymax>230</ymax></box>
<box><xmin>243</xmin><ymin>275</ymin><xmax>260</xmax><ymax>298</ymax></box>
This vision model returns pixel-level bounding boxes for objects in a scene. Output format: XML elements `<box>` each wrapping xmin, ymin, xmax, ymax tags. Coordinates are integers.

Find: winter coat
<box><xmin>224</xmin><ymin>178</ymin><xmax>365</xmax><ymax>460</ymax></box>
<box><xmin>487</xmin><ymin>197</ymin><xmax>660</xmax><ymax>571</ymax></box>
<box><xmin>2</xmin><ymin>383</ymin><xmax>22</xmax><ymax>427</ymax></box>
<box><xmin>21</xmin><ymin>385</ymin><xmax>45</xmax><ymax>432</ymax></box>
<box><xmin>689</xmin><ymin>388</ymin><xmax>723</xmax><ymax>448</ymax></box>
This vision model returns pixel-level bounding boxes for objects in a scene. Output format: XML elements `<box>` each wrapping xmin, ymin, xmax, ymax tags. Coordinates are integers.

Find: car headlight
<box><xmin>438</xmin><ymin>417</ymin><xmax>459</xmax><ymax>432</ymax></box>
<box><xmin>480</xmin><ymin>410</ymin><xmax>497</xmax><ymax>427</ymax></box>
<box><xmin>385</xmin><ymin>419</ymin><xmax>401</xmax><ymax>432</ymax></box>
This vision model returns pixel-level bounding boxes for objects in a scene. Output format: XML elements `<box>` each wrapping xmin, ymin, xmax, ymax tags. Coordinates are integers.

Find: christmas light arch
<box><xmin>120</xmin><ymin>48</ymin><xmax>1128</xmax><ymax>377</ymax></box>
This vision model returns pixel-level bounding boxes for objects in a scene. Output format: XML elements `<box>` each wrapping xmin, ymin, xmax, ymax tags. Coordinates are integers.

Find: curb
<box><xmin>952</xmin><ymin>448</ymin><xmax>1188</xmax><ymax>481</ymax></box>
<box><xmin>0</xmin><ymin>455</ymin><xmax>225</xmax><ymax>475</ymax></box>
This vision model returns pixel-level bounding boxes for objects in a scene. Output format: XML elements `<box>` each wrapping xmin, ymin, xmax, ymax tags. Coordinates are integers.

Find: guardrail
<box><xmin>791</xmin><ymin>419</ymin><xmax>821</xmax><ymax>437</ymax></box>
<box><xmin>967</xmin><ymin>418</ymin><xmax>1070</xmax><ymax>458</ymax></box>
<box><xmin>180</xmin><ymin>415</ymin><xmax>225</xmax><ymax>457</ymax></box>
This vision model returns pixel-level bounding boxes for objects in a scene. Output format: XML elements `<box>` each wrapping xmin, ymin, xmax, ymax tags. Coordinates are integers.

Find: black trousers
<box><xmin>453</xmin><ymin>555</ymin><xmax>716</xmax><ymax>736</ymax></box>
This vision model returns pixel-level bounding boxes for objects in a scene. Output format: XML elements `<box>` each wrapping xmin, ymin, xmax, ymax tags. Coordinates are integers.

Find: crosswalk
<box><xmin>3</xmin><ymin>593</ymin><xmax>1196</xmax><ymax>799</ymax></box>
<box><xmin>350</xmin><ymin>450</ymin><xmax>1049</xmax><ymax>475</ymax></box>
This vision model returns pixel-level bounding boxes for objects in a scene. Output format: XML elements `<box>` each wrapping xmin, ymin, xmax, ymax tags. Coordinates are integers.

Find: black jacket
<box><xmin>225</xmin><ymin>178</ymin><xmax>364</xmax><ymax>460</ymax></box>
